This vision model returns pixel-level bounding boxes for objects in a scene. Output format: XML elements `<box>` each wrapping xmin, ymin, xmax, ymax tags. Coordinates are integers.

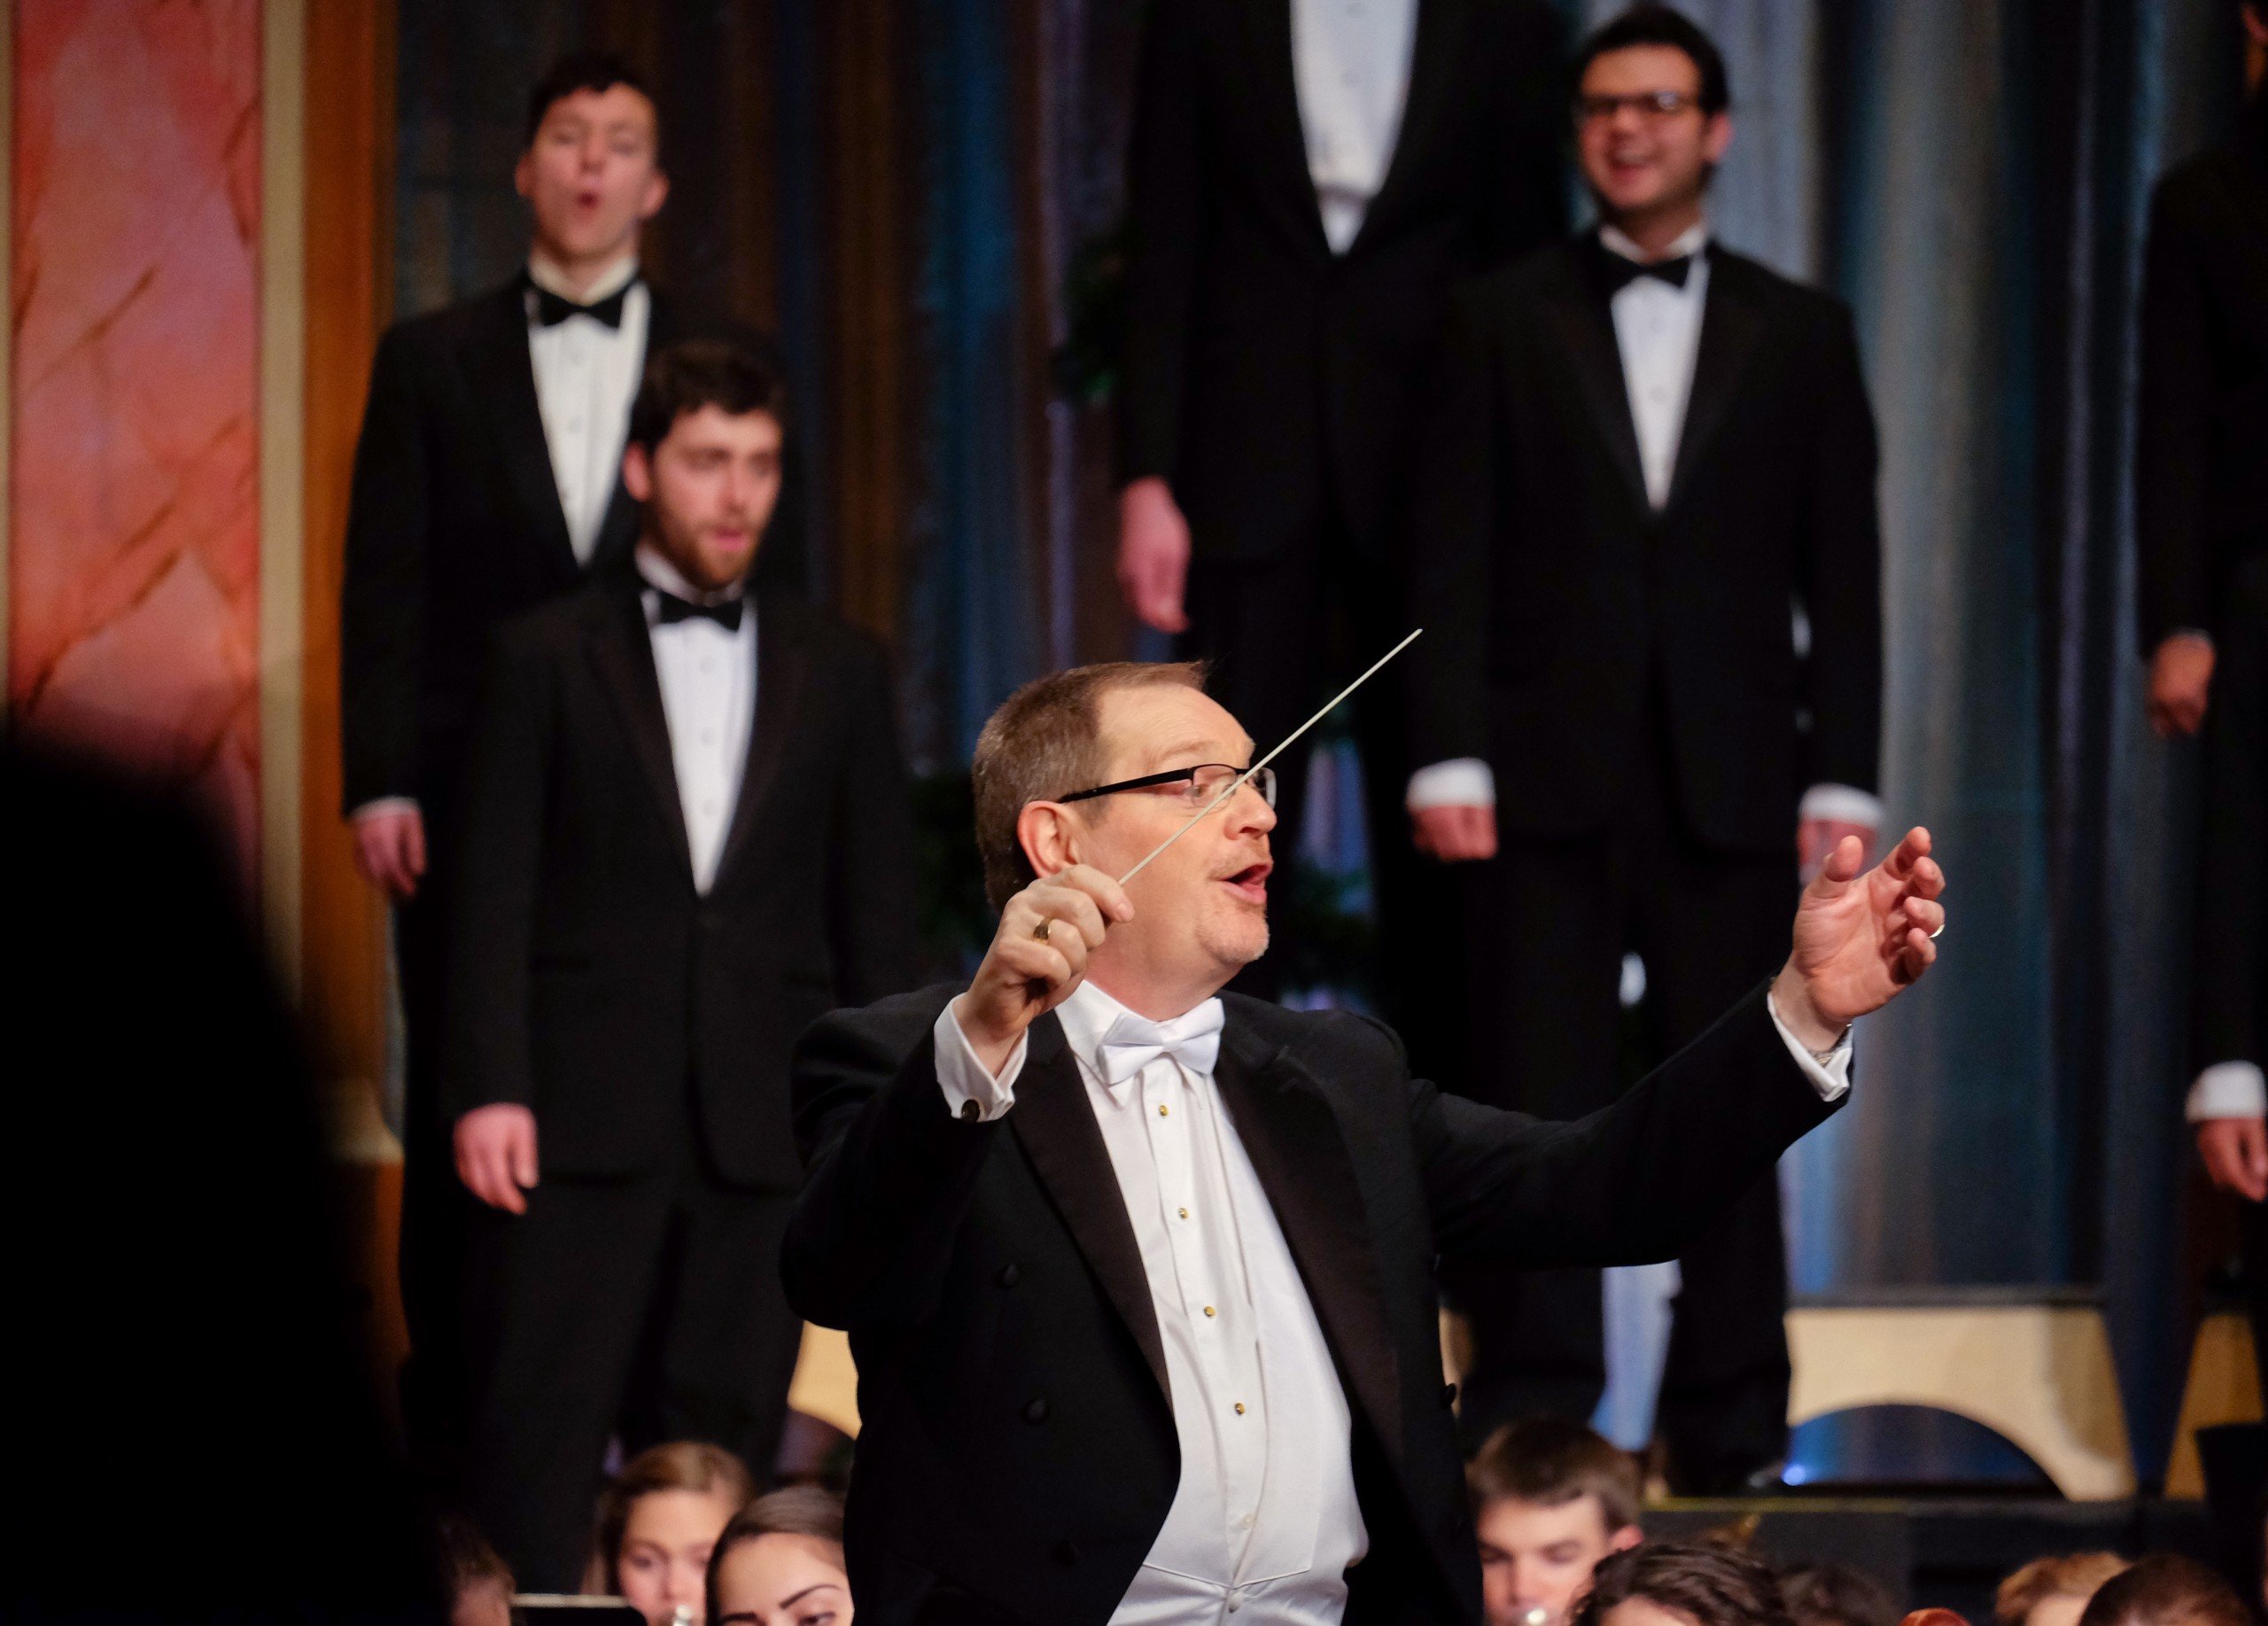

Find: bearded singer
<box><xmin>785</xmin><ymin>660</ymin><xmax>1944</xmax><ymax>1626</ymax></box>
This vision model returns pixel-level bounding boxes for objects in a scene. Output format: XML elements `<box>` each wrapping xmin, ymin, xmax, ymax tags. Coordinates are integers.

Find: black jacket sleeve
<box><xmin>825</xmin><ymin>639</ymin><xmax>920</xmax><ymax>1007</ymax></box>
<box><xmin>1796</xmin><ymin>300</ymin><xmax>1884</xmax><ymax>797</ymax></box>
<box><xmin>340</xmin><ymin>325</ymin><xmax>432</xmax><ymax>811</ymax></box>
<box><xmin>1404</xmin><ymin>284</ymin><xmax>1498</xmax><ymax>768</ymax></box>
<box><xmin>784</xmin><ymin>991</ymin><xmax>1001</xmax><ymax>1330</ymax></box>
<box><xmin>1115</xmin><ymin>0</ymin><xmax>1206</xmax><ymax>487</ymax></box>
<box><xmin>2135</xmin><ymin>176</ymin><xmax>2214</xmax><ymax>650</ymax></box>
<box><xmin>1410</xmin><ymin>982</ymin><xmax>1837</xmax><ymax>1264</ymax></box>
<box><xmin>439</xmin><ymin>621</ymin><xmax>556</xmax><ymax>1121</ymax></box>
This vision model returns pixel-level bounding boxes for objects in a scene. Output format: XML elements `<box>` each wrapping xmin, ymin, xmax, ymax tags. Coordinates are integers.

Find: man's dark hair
<box><xmin>628</xmin><ymin>339</ymin><xmax>790</xmax><ymax>454</ymax></box>
<box><xmin>1574</xmin><ymin>1542</ymin><xmax>1794</xmax><ymax>1626</ymax></box>
<box><xmin>1780</xmin><ymin>1563</ymin><xmax>1900</xmax><ymax>1626</ymax></box>
<box><xmin>1468</xmin><ymin>1415</ymin><xmax>1643</xmax><ymax>1534</ymax></box>
<box><xmin>524</xmin><ymin>50</ymin><xmax>656</xmax><ymax>148</ymax></box>
<box><xmin>1573</xmin><ymin>4</ymin><xmax>1731</xmax><ymax>116</ymax></box>
<box><xmin>2076</xmin><ymin>1554</ymin><xmax>2249</xmax><ymax>1626</ymax></box>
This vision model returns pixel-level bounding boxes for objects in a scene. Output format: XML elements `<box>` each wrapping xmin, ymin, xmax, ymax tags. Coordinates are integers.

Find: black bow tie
<box><xmin>1599</xmin><ymin>249</ymin><xmax>1696</xmax><ymax>294</ymax></box>
<box><xmin>526</xmin><ymin>276</ymin><xmax>633</xmax><ymax>329</ymax></box>
<box><xmin>653</xmin><ymin>590</ymin><xmax>743</xmax><ymax>632</ymax></box>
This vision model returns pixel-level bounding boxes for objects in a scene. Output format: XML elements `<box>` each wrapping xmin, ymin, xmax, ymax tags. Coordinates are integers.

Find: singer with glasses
<box><xmin>785</xmin><ymin>657</ymin><xmax>1942</xmax><ymax>1624</ymax></box>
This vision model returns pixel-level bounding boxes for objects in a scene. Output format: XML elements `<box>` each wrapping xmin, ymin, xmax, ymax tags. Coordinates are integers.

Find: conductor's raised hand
<box><xmin>954</xmin><ymin>864</ymin><xmax>1134</xmax><ymax>1077</ymax></box>
<box><xmin>1773</xmin><ymin>826</ymin><xmax>1946</xmax><ymax>1052</ymax></box>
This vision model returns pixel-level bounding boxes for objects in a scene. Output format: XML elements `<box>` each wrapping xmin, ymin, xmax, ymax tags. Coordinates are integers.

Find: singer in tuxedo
<box><xmin>1115</xmin><ymin>0</ymin><xmax>1565</xmax><ymax>1038</ymax></box>
<box><xmin>786</xmin><ymin>662</ymin><xmax>1944</xmax><ymax>1625</ymax></box>
<box><xmin>446</xmin><ymin>342</ymin><xmax>914</xmax><ymax>1586</ymax></box>
<box><xmin>2156</xmin><ymin>4</ymin><xmax>2268</xmax><ymax>1390</ymax></box>
<box><xmin>1403</xmin><ymin>7</ymin><xmax>1884</xmax><ymax>1488</ymax></box>
<box><xmin>339</xmin><ymin>53</ymin><xmax>791</xmax><ymax>1474</ymax></box>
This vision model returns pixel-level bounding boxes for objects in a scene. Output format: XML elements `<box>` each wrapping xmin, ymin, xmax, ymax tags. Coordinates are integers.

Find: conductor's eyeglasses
<box><xmin>1055</xmin><ymin>763</ymin><xmax>1277</xmax><ymax>810</ymax></box>
<box><xmin>1574</xmin><ymin>89</ymin><xmax>1700</xmax><ymax>123</ymax></box>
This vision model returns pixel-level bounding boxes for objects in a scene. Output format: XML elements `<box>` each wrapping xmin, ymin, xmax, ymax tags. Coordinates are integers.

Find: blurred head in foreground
<box><xmin>1573</xmin><ymin>1540</ymin><xmax>1793</xmax><ymax>1626</ymax></box>
<box><xmin>2074</xmin><ymin>1555</ymin><xmax>2247</xmax><ymax>1626</ymax></box>
<box><xmin>1780</xmin><ymin>1563</ymin><xmax>1900</xmax><ymax>1626</ymax></box>
<box><xmin>592</xmin><ymin>1441</ymin><xmax>755</xmax><ymax>1626</ymax></box>
<box><xmin>1471</xmin><ymin>1416</ymin><xmax>1645</xmax><ymax>1626</ymax></box>
<box><xmin>1995</xmin><ymin>1554</ymin><xmax>2131</xmax><ymax>1626</ymax></box>
<box><xmin>707</xmin><ymin>1487</ymin><xmax>851</xmax><ymax>1626</ymax></box>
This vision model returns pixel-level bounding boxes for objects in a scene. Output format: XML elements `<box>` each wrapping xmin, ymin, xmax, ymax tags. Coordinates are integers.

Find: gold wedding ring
<box><xmin>1033</xmin><ymin>918</ymin><xmax>1053</xmax><ymax>943</ymax></box>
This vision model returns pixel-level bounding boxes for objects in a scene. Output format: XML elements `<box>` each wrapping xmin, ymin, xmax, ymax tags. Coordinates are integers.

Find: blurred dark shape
<box><xmin>1052</xmin><ymin>219</ymin><xmax>1129</xmax><ymax>408</ymax></box>
<box><xmin>0</xmin><ymin>739</ymin><xmax>433</xmax><ymax>1619</ymax></box>
<box><xmin>2194</xmin><ymin>1423</ymin><xmax>2268</xmax><ymax>1611</ymax></box>
<box><xmin>1782</xmin><ymin>1562</ymin><xmax>1902</xmax><ymax>1626</ymax></box>
<box><xmin>910</xmin><ymin>771</ymin><xmax>992</xmax><ymax>984</ymax></box>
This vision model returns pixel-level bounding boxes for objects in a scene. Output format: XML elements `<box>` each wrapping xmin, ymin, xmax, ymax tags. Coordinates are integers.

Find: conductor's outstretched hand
<box><xmin>953</xmin><ymin>865</ymin><xmax>1133</xmax><ymax>1078</ymax></box>
<box><xmin>1773</xmin><ymin>827</ymin><xmax>1946</xmax><ymax>1052</ymax></box>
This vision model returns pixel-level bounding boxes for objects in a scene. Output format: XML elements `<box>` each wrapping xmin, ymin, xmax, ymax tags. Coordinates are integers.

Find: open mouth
<box><xmin>1220</xmin><ymin>861</ymin><xmax>1272</xmax><ymax>904</ymax></box>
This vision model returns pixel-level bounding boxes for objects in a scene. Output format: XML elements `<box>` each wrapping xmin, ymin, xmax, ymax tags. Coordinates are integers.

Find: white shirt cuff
<box><xmin>932</xmin><ymin>1000</ymin><xmax>1028</xmax><ymax>1123</ymax></box>
<box><xmin>2187</xmin><ymin>1061</ymin><xmax>2267</xmax><ymax>1122</ymax></box>
<box><xmin>1407</xmin><ymin>759</ymin><xmax>1496</xmax><ymax>811</ymax></box>
<box><xmin>351</xmin><ymin>796</ymin><xmax>420</xmax><ymax>822</ymax></box>
<box><xmin>1798</xmin><ymin>783</ymin><xmax>1884</xmax><ymax>830</ymax></box>
<box><xmin>1766</xmin><ymin>990</ymin><xmax>1853</xmax><ymax>1102</ymax></box>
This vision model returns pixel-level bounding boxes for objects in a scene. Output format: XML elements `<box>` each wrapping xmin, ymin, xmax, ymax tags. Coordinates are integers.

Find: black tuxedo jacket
<box><xmin>785</xmin><ymin>982</ymin><xmax>1837</xmax><ymax>1623</ymax></box>
<box><xmin>1407</xmin><ymin>237</ymin><xmax>1882</xmax><ymax>852</ymax></box>
<box><xmin>1118</xmin><ymin>0</ymin><xmax>1565</xmax><ymax>563</ymax></box>
<box><xmin>2135</xmin><ymin>100</ymin><xmax>2268</xmax><ymax>650</ymax></box>
<box><xmin>443</xmin><ymin>568</ymin><xmax>916</xmax><ymax>1189</ymax></box>
<box><xmin>340</xmin><ymin>278</ymin><xmax>788</xmax><ymax>816</ymax></box>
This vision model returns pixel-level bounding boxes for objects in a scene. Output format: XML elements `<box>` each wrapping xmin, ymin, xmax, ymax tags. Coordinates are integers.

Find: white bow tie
<box><xmin>1094</xmin><ymin>1000</ymin><xmax>1226</xmax><ymax>1090</ymax></box>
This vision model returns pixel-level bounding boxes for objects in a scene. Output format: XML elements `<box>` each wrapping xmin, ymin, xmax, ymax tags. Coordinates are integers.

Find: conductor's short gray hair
<box><xmin>969</xmin><ymin>661</ymin><xmax>1208</xmax><ymax>910</ymax></box>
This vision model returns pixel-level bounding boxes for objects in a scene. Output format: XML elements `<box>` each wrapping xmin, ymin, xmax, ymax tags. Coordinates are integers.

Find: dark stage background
<box><xmin>382</xmin><ymin>0</ymin><xmax>2251</xmax><ymax>1487</ymax></box>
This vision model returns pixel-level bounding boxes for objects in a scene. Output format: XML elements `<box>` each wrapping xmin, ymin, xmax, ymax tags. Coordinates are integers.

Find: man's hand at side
<box><xmin>1773</xmin><ymin>826</ymin><xmax>1946</xmax><ymax>1051</ymax></box>
<box><xmin>954</xmin><ymin>865</ymin><xmax>1133</xmax><ymax>1077</ymax></box>
<box><xmin>2148</xmin><ymin>632</ymin><xmax>2215</xmax><ymax>737</ymax></box>
<box><xmin>353</xmin><ymin>805</ymin><xmax>427</xmax><ymax>899</ymax></box>
<box><xmin>1117</xmin><ymin>477</ymin><xmax>1192</xmax><ymax>634</ymax></box>
<box><xmin>455</xmin><ymin>1103</ymin><xmax>539</xmax><ymax>1214</ymax></box>
<box><xmin>1411</xmin><ymin>804</ymin><xmax>1497</xmax><ymax>862</ymax></box>
<box><xmin>2200</xmin><ymin>1117</ymin><xmax>2268</xmax><ymax>1202</ymax></box>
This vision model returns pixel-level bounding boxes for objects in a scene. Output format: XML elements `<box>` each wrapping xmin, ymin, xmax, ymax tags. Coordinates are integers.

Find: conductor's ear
<box><xmin>1016</xmin><ymin>801</ymin><xmax>1076</xmax><ymax>885</ymax></box>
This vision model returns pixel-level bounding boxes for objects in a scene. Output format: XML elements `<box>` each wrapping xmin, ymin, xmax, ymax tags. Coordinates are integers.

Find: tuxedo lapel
<box><xmin>583</xmin><ymin>584</ymin><xmax>695</xmax><ymax>881</ymax></box>
<box><xmin>462</xmin><ymin>283</ymin><xmax>578</xmax><ymax>576</ymax></box>
<box><xmin>1241</xmin><ymin>0</ymin><xmax>1331</xmax><ymax>254</ymax></box>
<box><xmin>589</xmin><ymin>284</ymin><xmax>678</xmax><ymax>567</ymax></box>
<box><xmin>1351</xmin><ymin>0</ymin><xmax>1465</xmax><ymax>252</ymax></box>
<box><xmin>711</xmin><ymin>597</ymin><xmax>806</xmax><ymax>886</ymax></box>
<box><xmin>1542</xmin><ymin>252</ymin><xmax>1650</xmax><ymax>517</ymax></box>
<box><xmin>1010</xmin><ymin>1020</ymin><xmax>1173</xmax><ymax>1404</ymax></box>
<box><xmin>1215</xmin><ymin>1022</ymin><xmax>1404</xmax><ymax>1470</ymax></box>
<box><xmin>1666</xmin><ymin>255</ymin><xmax>1767</xmax><ymax>512</ymax></box>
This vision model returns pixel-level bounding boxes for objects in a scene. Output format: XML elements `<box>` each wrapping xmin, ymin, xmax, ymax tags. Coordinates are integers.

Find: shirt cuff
<box><xmin>932</xmin><ymin>1000</ymin><xmax>1029</xmax><ymax>1123</ymax></box>
<box><xmin>1798</xmin><ymin>783</ymin><xmax>1884</xmax><ymax>831</ymax></box>
<box><xmin>1407</xmin><ymin>759</ymin><xmax>1496</xmax><ymax>812</ymax></box>
<box><xmin>2187</xmin><ymin>1061</ymin><xmax>2267</xmax><ymax>1122</ymax></box>
<box><xmin>1766</xmin><ymin>989</ymin><xmax>1853</xmax><ymax>1102</ymax></box>
<box><xmin>351</xmin><ymin>796</ymin><xmax>420</xmax><ymax>822</ymax></box>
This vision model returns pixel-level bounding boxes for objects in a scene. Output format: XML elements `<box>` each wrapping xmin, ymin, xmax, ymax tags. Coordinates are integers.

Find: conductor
<box><xmin>786</xmin><ymin>660</ymin><xmax>1945</xmax><ymax>1624</ymax></box>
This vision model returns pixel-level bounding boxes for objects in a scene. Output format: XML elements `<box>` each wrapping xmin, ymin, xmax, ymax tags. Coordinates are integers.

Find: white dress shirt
<box><xmin>635</xmin><ymin>544</ymin><xmax>756</xmax><ymax>894</ymax></box>
<box><xmin>528</xmin><ymin>252</ymin><xmax>650</xmax><ymax>564</ymax></box>
<box><xmin>933</xmin><ymin>978</ymin><xmax>1851</xmax><ymax>1624</ymax></box>
<box><xmin>1408</xmin><ymin>222</ymin><xmax>1884</xmax><ymax>836</ymax></box>
<box><xmin>1293</xmin><ymin>0</ymin><xmax>1418</xmax><ymax>254</ymax></box>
